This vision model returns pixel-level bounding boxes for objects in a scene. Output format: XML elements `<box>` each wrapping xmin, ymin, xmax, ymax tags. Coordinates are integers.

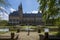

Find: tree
<box><xmin>0</xmin><ymin>0</ymin><xmax>7</xmax><ymax>5</ymax></box>
<box><xmin>55</xmin><ymin>17</ymin><xmax>60</xmax><ymax>36</ymax></box>
<box><xmin>0</xmin><ymin>20</ymin><xmax>8</xmax><ymax>26</ymax></box>
<box><xmin>38</xmin><ymin>0</ymin><xmax>60</xmax><ymax>36</ymax></box>
<box><xmin>0</xmin><ymin>0</ymin><xmax>10</xmax><ymax>20</ymax></box>
<box><xmin>38</xmin><ymin>0</ymin><xmax>60</xmax><ymax>26</ymax></box>
<box><xmin>0</xmin><ymin>0</ymin><xmax>10</xmax><ymax>10</ymax></box>
<box><xmin>0</xmin><ymin>0</ymin><xmax>9</xmax><ymax>6</ymax></box>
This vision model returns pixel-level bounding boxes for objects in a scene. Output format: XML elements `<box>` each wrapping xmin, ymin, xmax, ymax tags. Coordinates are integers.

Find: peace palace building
<box><xmin>9</xmin><ymin>4</ymin><xmax>43</xmax><ymax>25</ymax></box>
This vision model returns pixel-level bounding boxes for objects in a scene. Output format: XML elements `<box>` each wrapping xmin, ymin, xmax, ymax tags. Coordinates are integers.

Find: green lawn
<box><xmin>0</xmin><ymin>26</ymin><xmax>59</xmax><ymax>35</ymax></box>
<box><xmin>40</xmin><ymin>31</ymin><xmax>58</xmax><ymax>35</ymax></box>
<box><xmin>0</xmin><ymin>32</ymin><xmax>9</xmax><ymax>34</ymax></box>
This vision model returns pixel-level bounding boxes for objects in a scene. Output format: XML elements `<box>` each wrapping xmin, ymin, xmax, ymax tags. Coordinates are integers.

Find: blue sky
<box><xmin>8</xmin><ymin>0</ymin><xmax>39</xmax><ymax>13</ymax></box>
<box><xmin>0</xmin><ymin>0</ymin><xmax>39</xmax><ymax>20</ymax></box>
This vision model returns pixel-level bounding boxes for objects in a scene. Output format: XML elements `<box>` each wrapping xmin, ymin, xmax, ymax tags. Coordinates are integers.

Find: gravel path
<box><xmin>0</xmin><ymin>32</ymin><xmax>40</xmax><ymax>40</ymax></box>
<box><xmin>18</xmin><ymin>32</ymin><xmax>39</xmax><ymax>40</ymax></box>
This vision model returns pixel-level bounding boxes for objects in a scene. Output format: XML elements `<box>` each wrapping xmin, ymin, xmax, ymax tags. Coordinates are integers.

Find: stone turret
<box><xmin>18</xmin><ymin>3</ymin><xmax>23</xmax><ymax>24</ymax></box>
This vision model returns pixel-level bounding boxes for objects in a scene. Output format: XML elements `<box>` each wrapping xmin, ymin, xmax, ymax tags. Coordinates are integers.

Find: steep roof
<box><xmin>9</xmin><ymin>11</ymin><xmax>19</xmax><ymax>17</ymax></box>
<box><xmin>23</xmin><ymin>13</ymin><xmax>42</xmax><ymax>18</ymax></box>
<box><xmin>9</xmin><ymin>11</ymin><xmax>42</xmax><ymax>18</ymax></box>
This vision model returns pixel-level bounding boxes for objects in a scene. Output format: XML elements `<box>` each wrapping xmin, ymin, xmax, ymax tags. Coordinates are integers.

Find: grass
<box><xmin>47</xmin><ymin>26</ymin><xmax>58</xmax><ymax>28</ymax></box>
<box><xmin>21</xmin><ymin>26</ymin><xmax>37</xmax><ymax>28</ymax></box>
<box><xmin>49</xmin><ymin>32</ymin><xmax>58</xmax><ymax>35</ymax></box>
<box><xmin>0</xmin><ymin>32</ymin><xmax>8</xmax><ymax>34</ymax></box>
<box><xmin>20</xmin><ymin>26</ymin><xmax>59</xmax><ymax>30</ymax></box>
<box><xmin>0</xmin><ymin>26</ymin><xmax>59</xmax><ymax>35</ymax></box>
<box><xmin>40</xmin><ymin>31</ymin><xmax>58</xmax><ymax>35</ymax></box>
<box><xmin>0</xmin><ymin>31</ymin><xmax>17</xmax><ymax>34</ymax></box>
<box><xmin>0</xmin><ymin>26</ymin><xmax>58</xmax><ymax>29</ymax></box>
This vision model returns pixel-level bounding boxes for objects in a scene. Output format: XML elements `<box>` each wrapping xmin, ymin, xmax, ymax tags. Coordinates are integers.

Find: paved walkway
<box><xmin>18</xmin><ymin>32</ymin><xmax>39</xmax><ymax>40</ymax></box>
<box><xmin>0</xmin><ymin>32</ymin><xmax>40</xmax><ymax>40</ymax></box>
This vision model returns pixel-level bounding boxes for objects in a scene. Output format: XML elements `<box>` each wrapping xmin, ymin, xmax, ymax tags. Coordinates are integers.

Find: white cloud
<box><xmin>31</xmin><ymin>10</ymin><xmax>42</xmax><ymax>14</ymax></box>
<box><xmin>10</xmin><ymin>8</ymin><xmax>16</xmax><ymax>12</ymax></box>
<box><xmin>40</xmin><ymin>11</ymin><xmax>42</xmax><ymax>13</ymax></box>
<box><xmin>26</xmin><ymin>10</ymin><xmax>42</xmax><ymax>14</ymax></box>
<box><xmin>26</xmin><ymin>11</ymin><xmax>31</xmax><ymax>13</ymax></box>
<box><xmin>0</xmin><ymin>7</ymin><xmax>9</xmax><ymax>20</ymax></box>
<box><xmin>0</xmin><ymin>12</ymin><xmax>8</xmax><ymax>20</ymax></box>
<box><xmin>32</xmin><ymin>10</ymin><xmax>38</xmax><ymax>13</ymax></box>
<box><xmin>0</xmin><ymin>7</ymin><xmax>6</xmax><ymax>10</ymax></box>
<box><xmin>3</xmin><ymin>12</ymin><xmax>8</xmax><ymax>16</ymax></box>
<box><xmin>0</xmin><ymin>7</ymin><xmax>16</xmax><ymax>20</ymax></box>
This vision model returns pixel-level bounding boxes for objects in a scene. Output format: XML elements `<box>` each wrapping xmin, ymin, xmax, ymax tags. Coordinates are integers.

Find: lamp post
<box><xmin>44</xmin><ymin>28</ymin><xmax>49</xmax><ymax>40</ymax></box>
<box><xmin>27</xmin><ymin>24</ymin><xmax>30</xmax><ymax>36</ymax></box>
<box><xmin>38</xmin><ymin>25</ymin><xmax>41</xmax><ymax>33</ymax></box>
<box><xmin>17</xmin><ymin>25</ymin><xmax>20</xmax><ymax>33</ymax></box>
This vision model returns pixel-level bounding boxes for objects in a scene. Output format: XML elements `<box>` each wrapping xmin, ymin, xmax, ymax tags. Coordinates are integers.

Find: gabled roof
<box><xmin>9</xmin><ymin>11</ymin><xmax>42</xmax><ymax>18</ymax></box>
<box><xmin>9</xmin><ymin>11</ymin><xmax>19</xmax><ymax>17</ymax></box>
<box><xmin>23</xmin><ymin>13</ymin><xmax>42</xmax><ymax>18</ymax></box>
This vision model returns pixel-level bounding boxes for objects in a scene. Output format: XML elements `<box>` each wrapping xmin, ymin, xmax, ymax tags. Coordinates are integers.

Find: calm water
<box><xmin>0</xmin><ymin>28</ymin><xmax>9</xmax><ymax>32</ymax></box>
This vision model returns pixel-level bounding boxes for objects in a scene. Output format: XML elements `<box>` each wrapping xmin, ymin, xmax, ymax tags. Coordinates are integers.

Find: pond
<box><xmin>0</xmin><ymin>28</ymin><xmax>9</xmax><ymax>32</ymax></box>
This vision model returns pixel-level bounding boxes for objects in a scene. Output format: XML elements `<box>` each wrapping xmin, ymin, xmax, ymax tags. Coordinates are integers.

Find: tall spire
<box><xmin>18</xmin><ymin>2</ymin><xmax>22</xmax><ymax>10</ymax></box>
